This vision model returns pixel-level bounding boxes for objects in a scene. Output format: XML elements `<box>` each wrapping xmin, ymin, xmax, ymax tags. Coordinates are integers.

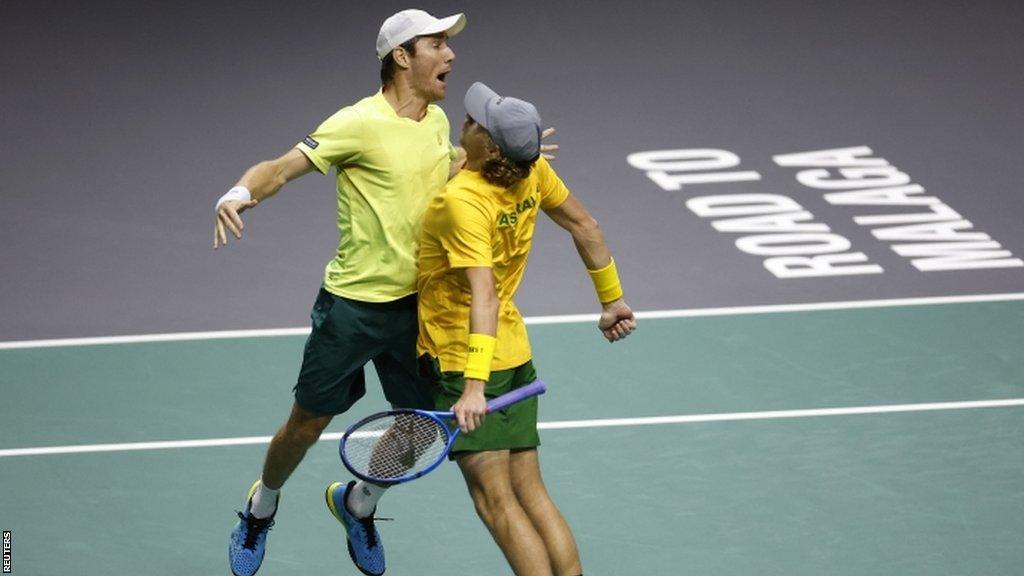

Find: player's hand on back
<box><xmin>540</xmin><ymin>127</ymin><xmax>558</xmax><ymax>160</ymax></box>
<box><xmin>598</xmin><ymin>299</ymin><xmax>636</xmax><ymax>343</ymax></box>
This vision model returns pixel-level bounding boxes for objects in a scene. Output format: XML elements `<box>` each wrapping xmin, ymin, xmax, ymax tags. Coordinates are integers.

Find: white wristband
<box><xmin>216</xmin><ymin>186</ymin><xmax>251</xmax><ymax>210</ymax></box>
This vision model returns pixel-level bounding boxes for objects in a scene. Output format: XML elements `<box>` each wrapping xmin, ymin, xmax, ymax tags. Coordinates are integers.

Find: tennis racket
<box><xmin>339</xmin><ymin>379</ymin><xmax>546</xmax><ymax>485</ymax></box>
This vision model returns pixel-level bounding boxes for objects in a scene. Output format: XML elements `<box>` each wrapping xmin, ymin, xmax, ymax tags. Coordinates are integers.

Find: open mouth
<box><xmin>437</xmin><ymin>71</ymin><xmax>450</xmax><ymax>84</ymax></box>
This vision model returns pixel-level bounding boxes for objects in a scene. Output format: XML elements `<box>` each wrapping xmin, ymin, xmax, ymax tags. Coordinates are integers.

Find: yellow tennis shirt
<box><xmin>417</xmin><ymin>157</ymin><xmax>571</xmax><ymax>372</ymax></box>
<box><xmin>296</xmin><ymin>90</ymin><xmax>456</xmax><ymax>302</ymax></box>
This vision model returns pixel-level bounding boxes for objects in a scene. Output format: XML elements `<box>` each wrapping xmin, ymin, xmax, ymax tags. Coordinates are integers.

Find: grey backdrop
<box><xmin>2</xmin><ymin>0</ymin><xmax>1022</xmax><ymax>341</ymax></box>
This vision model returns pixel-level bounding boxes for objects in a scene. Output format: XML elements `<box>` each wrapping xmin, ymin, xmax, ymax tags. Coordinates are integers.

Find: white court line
<box><xmin>2</xmin><ymin>397</ymin><xmax>1022</xmax><ymax>459</ymax></box>
<box><xmin>0</xmin><ymin>328</ymin><xmax>312</xmax><ymax>350</ymax></box>
<box><xmin>1</xmin><ymin>292</ymin><xmax>1023</xmax><ymax>350</ymax></box>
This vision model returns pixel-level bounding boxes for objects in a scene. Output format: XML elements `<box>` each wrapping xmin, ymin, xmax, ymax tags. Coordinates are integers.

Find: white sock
<box><xmin>250</xmin><ymin>481</ymin><xmax>280</xmax><ymax>519</ymax></box>
<box><xmin>346</xmin><ymin>481</ymin><xmax>388</xmax><ymax>518</ymax></box>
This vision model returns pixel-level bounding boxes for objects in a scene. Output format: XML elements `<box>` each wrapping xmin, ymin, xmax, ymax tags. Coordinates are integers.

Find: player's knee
<box><xmin>281</xmin><ymin>418</ymin><xmax>327</xmax><ymax>447</ymax></box>
<box><xmin>472</xmin><ymin>488</ymin><xmax>519</xmax><ymax>525</ymax></box>
<box><xmin>513</xmin><ymin>484</ymin><xmax>550</xmax><ymax>510</ymax></box>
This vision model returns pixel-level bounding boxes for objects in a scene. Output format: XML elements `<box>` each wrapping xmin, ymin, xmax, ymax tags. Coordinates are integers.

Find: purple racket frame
<box><xmin>339</xmin><ymin>379</ymin><xmax>546</xmax><ymax>485</ymax></box>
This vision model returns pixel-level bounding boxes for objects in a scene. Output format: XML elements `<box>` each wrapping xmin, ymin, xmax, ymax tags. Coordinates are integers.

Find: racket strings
<box><xmin>343</xmin><ymin>412</ymin><xmax>450</xmax><ymax>482</ymax></box>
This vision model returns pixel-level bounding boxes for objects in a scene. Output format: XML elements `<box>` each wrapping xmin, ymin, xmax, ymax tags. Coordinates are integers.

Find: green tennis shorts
<box><xmin>421</xmin><ymin>355</ymin><xmax>541</xmax><ymax>455</ymax></box>
<box><xmin>293</xmin><ymin>287</ymin><xmax>433</xmax><ymax>415</ymax></box>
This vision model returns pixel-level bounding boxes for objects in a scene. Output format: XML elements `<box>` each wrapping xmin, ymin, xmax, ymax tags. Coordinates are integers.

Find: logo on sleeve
<box><xmin>302</xmin><ymin>136</ymin><xmax>319</xmax><ymax>149</ymax></box>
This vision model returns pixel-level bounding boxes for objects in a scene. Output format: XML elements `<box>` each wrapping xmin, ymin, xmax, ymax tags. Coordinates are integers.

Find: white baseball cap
<box><xmin>376</xmin><ymin>9</ymin><xmax>466</xmax><ymax>61</ymax></box>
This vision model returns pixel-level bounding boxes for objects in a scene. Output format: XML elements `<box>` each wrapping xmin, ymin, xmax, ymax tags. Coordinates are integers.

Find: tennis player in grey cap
<box><xmin>416</xmin><ymin>82</ymin><xmax>636</xmax><ymax>576</ymax></box>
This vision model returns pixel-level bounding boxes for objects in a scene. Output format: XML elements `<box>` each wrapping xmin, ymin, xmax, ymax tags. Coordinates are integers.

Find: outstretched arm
<box><xmin>213</xmin><ymin>148</ymin><xmax>316</xmax><ymax>248</ymax></box>
<box><xmin>544</xmin><ymin>195</ymin><xmax>637</xmax><ymax>342</ymax></box>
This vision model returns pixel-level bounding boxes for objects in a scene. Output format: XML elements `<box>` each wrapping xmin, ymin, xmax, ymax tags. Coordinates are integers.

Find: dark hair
<box><xmin>380</xmin><ymin>37</ymin><xmax>419</xmax><ymax>86</ymax></box>
<box><xmin>481</xmin><ymin>154</ymin><xmax>537</xmax><ymax>188</ymax></box>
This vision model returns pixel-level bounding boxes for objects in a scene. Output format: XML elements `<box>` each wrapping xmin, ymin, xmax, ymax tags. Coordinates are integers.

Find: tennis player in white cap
<box><xmin>216</xmin><ymin>9</ymin><xmax>470</xmax><ymax>576</ymax></box>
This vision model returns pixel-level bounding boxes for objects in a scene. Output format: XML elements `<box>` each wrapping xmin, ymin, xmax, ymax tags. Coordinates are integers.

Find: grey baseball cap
<box><xmin>464</xmin><ymin>82</ymin><xmax>542</xmax><ymax>162</ymax></box>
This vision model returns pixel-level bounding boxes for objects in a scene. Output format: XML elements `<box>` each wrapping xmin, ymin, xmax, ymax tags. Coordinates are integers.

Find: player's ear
<box><xmin>393</xmin><ymin>46</ymin><xmax>412</xmax><ymax>70</ymax></box>
<box><xmin>485</xmin><ymin>139</ymin><xmax>501</xmax><ymax>160</ymax></box>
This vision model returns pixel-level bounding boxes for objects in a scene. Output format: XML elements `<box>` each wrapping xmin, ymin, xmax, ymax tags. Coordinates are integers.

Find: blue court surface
<box><xmin>2</xmin><ymin>297</ymin><xmax>1023</xmax><ymax>575</ymax></box>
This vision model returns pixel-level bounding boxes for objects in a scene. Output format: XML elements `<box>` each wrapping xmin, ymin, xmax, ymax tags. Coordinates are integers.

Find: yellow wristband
<box><xmin>587</xmin><ymin>257</ymin><xmax>624</xmax><ymax>304</ymax></box>
<box><xmin>464</xmin><ymin>333</ymin><xmax>497</xmax><ymax>381</ymax></box>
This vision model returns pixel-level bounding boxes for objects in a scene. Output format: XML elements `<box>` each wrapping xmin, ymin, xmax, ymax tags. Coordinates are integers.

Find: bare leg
<box><xmin>457</xmin><ymin>450</ymin><xmax>554</xmax><ymax>576</ymax></box>
<box><xmin>510</xmin><ymin>449</ymin><xmax>582</xmax><ymax>576</ymax></box>
<box><xmin>261</xmin><ymin>402</ymin><xmax>333</xmax><ymax>489</ymax></box>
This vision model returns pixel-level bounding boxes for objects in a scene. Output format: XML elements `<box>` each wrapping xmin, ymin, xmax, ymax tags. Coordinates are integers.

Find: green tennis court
<box><xmin>2</xmin><ymin>297</ymin><xmax>1022</xmax><ymax>575</ymax></box>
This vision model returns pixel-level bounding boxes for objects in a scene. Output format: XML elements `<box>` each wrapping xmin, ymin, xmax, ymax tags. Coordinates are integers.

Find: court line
<box><xmin>1</xmin><ymin>292</ymin><xmax>1022</xmax><ymax>350</ymax></box>
<box><xmin>2</xmin><ymin>397</ymin><xmax>1022</xmax><ymax>458</ymax></box>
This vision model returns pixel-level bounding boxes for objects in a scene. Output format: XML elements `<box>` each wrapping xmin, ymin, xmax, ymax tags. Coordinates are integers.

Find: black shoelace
<box><xmin>358</xmin><ymin>514</ymin><xmax>379</xmax><ymax>549</ymax></box>
<box><xmin>356</xmin><ymin>513</ymin><xmax>396</xmax><ymax>550</ymax></box>
<box><xmin>237</xmin><ymin>511</ymin><xmax>275</xmax><ymax>550</ymax></box>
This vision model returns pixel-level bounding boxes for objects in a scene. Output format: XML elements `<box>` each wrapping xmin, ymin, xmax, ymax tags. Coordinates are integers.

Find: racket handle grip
<box><xmin>486</xmin><ymin>379</ymin><xmax>546</xmax><ymax>413</ymax></box>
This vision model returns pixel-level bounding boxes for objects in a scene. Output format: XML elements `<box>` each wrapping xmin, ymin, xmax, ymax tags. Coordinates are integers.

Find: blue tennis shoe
<box><xmin>326</xmin><ymin>481</ymin><xmax>385</xmax><ymax>576</ymax></box>
<box><xmin>229</xmin><ymin>481</ymin><xmax>277</xmax><ymax>576</ymax></box>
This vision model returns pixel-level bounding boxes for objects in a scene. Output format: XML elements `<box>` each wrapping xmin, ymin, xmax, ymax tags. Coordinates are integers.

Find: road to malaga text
<box><xmin>627</xmin><ymin>146</ymin><xmax>1023</xmax><ymax>278</ymax></box>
